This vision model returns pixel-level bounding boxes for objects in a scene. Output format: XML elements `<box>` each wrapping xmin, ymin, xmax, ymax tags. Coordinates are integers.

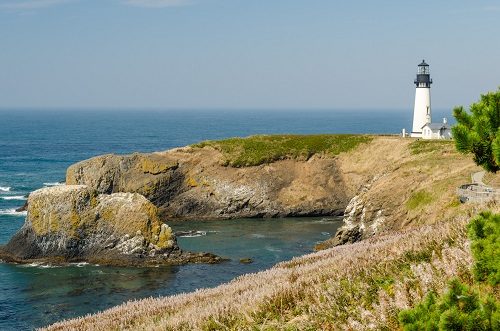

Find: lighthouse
<box><xmin>411</xmin><ymin>60</ymin><xmax>432</xmax><ymax>138</ymax></box>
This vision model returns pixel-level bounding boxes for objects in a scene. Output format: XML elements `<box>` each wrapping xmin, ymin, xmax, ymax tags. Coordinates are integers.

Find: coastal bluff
<box><xmin>66</xmin><ymin>135</ymin><xmax>478</xmax><ymax>245</ymax></box>
<box><xmin>1</xmin><ymin>135</ymin><xmax>481</xmax><ymax>266</ymax></box>
<box><xmin>0</xmin><ymin>185</ymin><xmax>222</xmax><ymax>266</ymax></box>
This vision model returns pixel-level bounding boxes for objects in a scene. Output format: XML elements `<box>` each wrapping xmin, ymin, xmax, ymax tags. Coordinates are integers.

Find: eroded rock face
<box><xmin>0</xmin><ymin>185</ymin><xmax>222</xmax><ymax>266</ymax></box>
<box><xmin>5</xmin><ymin>137</ymin><xmax>478</xmax><ymax>258</ymax></box>
<box><xmin>66</xmin><ymin>153</ymin><xmax>181</xmax><ymax>208</ymax></box>
<box><xmin>66</xmin><ymin>150</ymin><xmax>350</xmax><ymax>220</ymax></box>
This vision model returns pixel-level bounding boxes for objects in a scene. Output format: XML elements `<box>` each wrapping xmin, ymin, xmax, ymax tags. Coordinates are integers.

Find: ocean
<box><xmin>0</xmin><ymin>109</ymin><xmax>454</xmax><ymax>330</ymax></box>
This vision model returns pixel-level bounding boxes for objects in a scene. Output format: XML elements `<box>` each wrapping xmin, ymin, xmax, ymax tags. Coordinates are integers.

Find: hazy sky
<box><xmin>0</xmin><ymin>0</ymin><xmax>499</xmax><ymax>110</ymax></box>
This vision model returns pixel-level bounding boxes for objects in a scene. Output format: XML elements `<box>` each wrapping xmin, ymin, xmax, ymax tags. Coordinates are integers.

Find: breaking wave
<box><xmin>25</xmin><ymin>262</ymin><xmax>60</xmax><ymax>269</ymax></box>
<box><xmin>250</xmin><ymin>233</ymin><xmax>266</xmax><ymax>238</ymax></box>
<box><xmin>0</xmin><ymin>209</ymin><xmax>27</xmax><ymax>216</ymax></box>
<box><xmin>174</xmin><ymin>230</ymin><xmax>207</xmax><ymax>238</ymax></box>
<box><xmin>1</xmin><ymin>196</ymin><xmax>27</xmax><ymax>201</ymax></box>
<box><xmin>0</xmin><ymin>187</ymin><xmax>11</xmax><ymax>192</ymax></box>
<box><xmin>313</xmin><ymin>218</ymin><xmax>341</xmax><ymax>224</ymax></box>
<box><xmin>70</xmin><ymin>262</ymin><xmax>92</xmax><ymax>267</ymax></box>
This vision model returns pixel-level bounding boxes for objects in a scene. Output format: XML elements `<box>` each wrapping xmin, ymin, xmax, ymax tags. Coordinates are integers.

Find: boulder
<box><xmin>314</xmin><ymin>225</ymin><xmax>362</xmax><ymax>251</ymax></box>
<box><xmin>0</xmin><ymin>185</ymin><xmax>223</xmax><ymax>266</ymax></box>
<box><xmin>65</xmin><ymin>153</ymin><xmax>182</xmax><ymax>208</ymax></box>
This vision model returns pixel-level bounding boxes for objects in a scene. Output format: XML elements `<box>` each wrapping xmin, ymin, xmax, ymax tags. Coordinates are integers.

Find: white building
<box><xmin>410</xmin><ymin>60</ymin><xmax>451</xmax><ymax>139</ymax></box>
<box><xmin>421</xmin><ymin>120</ymin><xmax>451</xmax><ymax>139</ymax></box>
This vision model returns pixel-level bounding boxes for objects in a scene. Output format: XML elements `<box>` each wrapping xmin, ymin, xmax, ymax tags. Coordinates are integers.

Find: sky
<box><xmin>0</xmin><ymin>0</ymin><xmax>499</xmax><ymax>111</ymax></box>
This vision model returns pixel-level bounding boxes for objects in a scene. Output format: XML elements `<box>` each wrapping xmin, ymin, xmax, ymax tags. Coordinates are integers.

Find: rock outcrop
<box><xmin>0</xmin><ymin>185</ymin><xmax>224</xmax><ymax>266</ymax></box>
<box><xmin>63</xmin><ymin>138</ymin><xmax>481</xmax><ymax>248</ymax></box>
<box><xmin>66</xmin><ymin>153</ymin><xmax>182</xmax><ymax>208</ymax></box>
<box><xmin>3</xmin><ymin>136</ymin><xmax>483</xmax><ymax>262</ymax></box>
<box><xmin>66</xmin><ymin>148</ymin><xmax>350</xmax><ymax>220</ymax></box>
<box><xmin>316</xmin><ymin>138</ymin><xmax>481</xmax><ymax>249</ymax></box>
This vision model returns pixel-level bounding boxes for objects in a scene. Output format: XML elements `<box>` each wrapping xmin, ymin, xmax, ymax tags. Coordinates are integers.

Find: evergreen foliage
<box><xmin>399</xmin><ymin>211</ymin><xmax>500</xmax><ymax>330</ymax></box>
<box><xmin>452</xmin><ymin>87</ymin><xmax>500</xmax><ymax>172</ymax></box>
<box><xmin>467</xmin><ymin>211</ymin><xmax>500</xmax><ymax>286</ymax></box>
<box><xmin>399</xmin><ymin>279</ymin><xmax>498</xmax><ymax>331</ymax></box>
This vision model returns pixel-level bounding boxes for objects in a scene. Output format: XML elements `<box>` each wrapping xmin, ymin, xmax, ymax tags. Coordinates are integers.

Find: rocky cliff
<box><xmin>0</xmin><ymin>185</ymin><xmax>223</xmax><ymax>266</ymax></box>
<box><xmin>65</xmin><ymin>148</ymin><xmax>351</xmax><ymax>220</ymax></box>
<box><xmin>316</xmin><ymin>137</ymin><xmax>481</xmax><ymax>249</ymax></box>
<box><xmin>66</xmin><ymin>136</ymin><xmax>479</xmax><ymax>247</ymax></box>
<box><xmin>2</xmin><ymin>136</ymin><xmax>481</xmax><ymax>265</ymax></box>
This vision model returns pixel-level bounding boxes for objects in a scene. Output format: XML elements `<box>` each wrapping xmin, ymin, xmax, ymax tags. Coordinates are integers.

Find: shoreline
<box><xmin>1</xmin><ymin>135</ymin><xmax>476</xmax><ymax>267</ymax></box>
<box><xmin>41</xmin><ymin>215</ymin><xmax>476</xmax><ymax>330</ymax></box>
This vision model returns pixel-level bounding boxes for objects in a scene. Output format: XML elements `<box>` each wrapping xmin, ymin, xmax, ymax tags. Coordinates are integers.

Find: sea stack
<box><xmin>0</xmin><ymin>185</ymin><xmax>224</xmax><ymax>266</ymax></box>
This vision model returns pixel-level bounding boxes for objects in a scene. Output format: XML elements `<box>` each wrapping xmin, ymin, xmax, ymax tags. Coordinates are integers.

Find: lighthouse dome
<box><xmin>415</xmin><ymin>60</ymin><xmax>431</xmax><ymax>84</ymax></box>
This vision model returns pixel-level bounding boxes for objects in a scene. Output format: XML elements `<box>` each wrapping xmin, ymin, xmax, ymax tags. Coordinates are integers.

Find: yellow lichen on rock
<box><xmin>188</xmin><ymin>177</ymin><xmax>198</xmax><ymax>187</ymax></box>
<box><xmin>96</xmin><ymin>192</ymin><xmax>159</xmax><ymax>238</ymax></box>
<box><xmin>28</xmin><ymin>185</ymin><xmax>96</xmax><ymax>237</ymax></box>
<box><xmin>23</xmin><ymin>185</ymin><xmax>177</xmax><ymax>254</ymax></box>
<box><xmin>2</xmin><ymin>179</ymin><xmax>231</xmax><ymax>266</ymax></box>
<box><xmin>139</xmin><ymin>155</ymin><xmax>178</xmax><ymax>175</ymax></box>
<box><xmin>157</xmin><ymin>224</ymin><xmax>174</xmax><ymax>249</ymax></box>
<box><xmin>70</xmin><ymin>211</ymin><xmax>81</xmax><ymax>229</ymax></box>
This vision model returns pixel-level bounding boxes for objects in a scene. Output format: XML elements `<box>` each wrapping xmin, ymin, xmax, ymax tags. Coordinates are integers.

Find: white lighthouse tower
<box><xmin>411</xmin><ymin>60</ymin><xmax>432</xmax><ymax>138</ymax></box>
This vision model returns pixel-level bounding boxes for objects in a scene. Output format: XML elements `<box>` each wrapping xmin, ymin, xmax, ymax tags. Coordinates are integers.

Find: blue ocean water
<box><xmin>0</xmin><ymin>109</ymin><xmax>454</xmax><ymax>330</ymax></box>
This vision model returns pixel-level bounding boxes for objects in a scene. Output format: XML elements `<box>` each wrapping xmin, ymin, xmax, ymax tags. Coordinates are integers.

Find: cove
<box><xmin>0</xmin><ymin>216</ymin><xmax>341</xmax><ymax>331</ymax></box>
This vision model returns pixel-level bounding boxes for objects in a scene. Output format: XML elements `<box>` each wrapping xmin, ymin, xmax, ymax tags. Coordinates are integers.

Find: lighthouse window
<box><xmin>418</xmin><ymin>66</ymin><xmax>429</xmax><ymax>75</ymax></box>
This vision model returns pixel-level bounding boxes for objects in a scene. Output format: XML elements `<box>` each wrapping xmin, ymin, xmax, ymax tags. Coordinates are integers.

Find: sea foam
<box><xmin>0</xmin><ymin>209</ymin><xmax>27</xmax><ymax>217</ymax></box>
<box><xmin>174</xmin><ymin>230</ymin><xmax>207</xmax><ymax>238</ymax></box>
<box><xmin>43</xmin><ymin>182</ymin><xmax>65</xmax><ymax>187</ymax></box>
<box><xmin>0</xmin><ymin>187</ymin><xmax>11</xmax><ymax>192</ymax></box>
<box><xmin>1</xmin><ymin>196</ymin><xmax>27</xmax><ymax>201</ymax></box>
<box><xmin>25</xmin><ymin>262</ymin><xmax>60</xmax><ymax>269</ymax></box>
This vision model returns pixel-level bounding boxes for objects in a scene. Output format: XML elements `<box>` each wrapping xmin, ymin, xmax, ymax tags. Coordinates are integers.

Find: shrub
<box><xmin>399</xmin><ymin>278</ymin><xmax>499</xmax><ymax>330</ymax></box>
<box><xmin>399</xmin><ymin>211</ymin><xmax>500</xmax><ymax>330</ymax></box>
<box><xmin>467</xmin><ymin>211</ymin><xmax>500</xmax><ymax>285</ymax></box>
<box><xmin>452</xmin><ymin>87</ymin><xmax>500</xmax><ymax>173</ymax></box>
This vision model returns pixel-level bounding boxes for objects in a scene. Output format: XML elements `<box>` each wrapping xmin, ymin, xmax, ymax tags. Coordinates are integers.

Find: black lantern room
<box><xmin>414</xmin><ymin>60</ymin><xmax>432</xmax><ymax>88</ymax></box>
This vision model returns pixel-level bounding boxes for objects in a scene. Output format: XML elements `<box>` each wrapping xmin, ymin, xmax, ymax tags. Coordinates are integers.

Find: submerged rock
<box><xmin>0</xmin><ymin>185</ymin><xmax>224</xmax><ymax>266</ymax></box>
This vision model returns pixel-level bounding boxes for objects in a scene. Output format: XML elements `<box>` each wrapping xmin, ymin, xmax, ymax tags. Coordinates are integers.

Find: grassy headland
<box><xmin>193</xmin><ymin>134</ymin><xmax>372</xmax><ymax>167</ymax></box>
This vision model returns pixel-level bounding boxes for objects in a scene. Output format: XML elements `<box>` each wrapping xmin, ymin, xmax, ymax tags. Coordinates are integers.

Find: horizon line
<box><xmin>0</xmin><ymin>107</ymin><xmax>454</xmax><ymax>112</ymax></box>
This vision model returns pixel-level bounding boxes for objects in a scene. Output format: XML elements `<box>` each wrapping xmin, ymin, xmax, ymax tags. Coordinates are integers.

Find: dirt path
<box><xmin>472</xmin><ymin>171</ymin><xmax>486</xmax><ymax>186</ymax></box>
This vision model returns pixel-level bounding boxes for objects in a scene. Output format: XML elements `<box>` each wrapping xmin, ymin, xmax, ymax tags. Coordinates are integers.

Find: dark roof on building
<box><xmin>421</xmin><ymin>122</ymin><xmax>451</xmax><ymax>130</ymax></box>
<box><xmin>418</xmin><ymin>60</ymin><xmax>429</xmax><ymax>66</ymax></box>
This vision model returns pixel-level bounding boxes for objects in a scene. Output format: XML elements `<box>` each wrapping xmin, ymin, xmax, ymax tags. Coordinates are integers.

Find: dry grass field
<box><xmin>42</xmin><ymin>136</ymin><xmax>500</xmax><ymax>330</ymax></box>
<box><xmin>43</xmin><ymin>203</ymin><xmax>499</xmax><ymax>331</ymax></box>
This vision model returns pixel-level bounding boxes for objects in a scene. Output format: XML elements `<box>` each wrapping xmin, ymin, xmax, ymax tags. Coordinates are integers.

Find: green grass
<box><xmin>409</xmin><ymin>139</ymin><xmax>454</xmax><ymax>155</ymax></box>
<box><xmin>406</xmin><ymin>189</ymin><xmax>435</xmax><ymax>210</ymax></box>
<box><xmin>192</xmin><ymin>134</ymin><xmax>373</xmax><ymax>167</ymax></box>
